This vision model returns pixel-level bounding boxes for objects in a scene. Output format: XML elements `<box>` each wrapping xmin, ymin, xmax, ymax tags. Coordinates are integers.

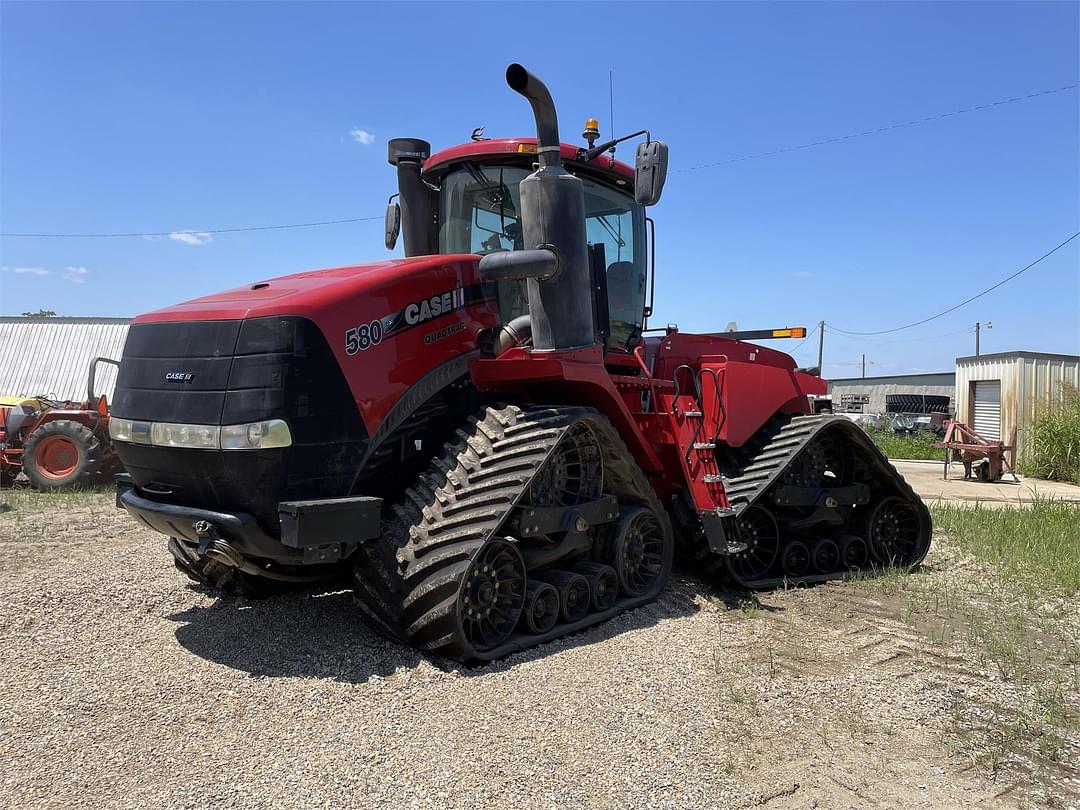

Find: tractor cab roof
<box><xmin>424</xmin><ymin>138</ymin><xmax>635</xmax><ymax>187</ymax></box>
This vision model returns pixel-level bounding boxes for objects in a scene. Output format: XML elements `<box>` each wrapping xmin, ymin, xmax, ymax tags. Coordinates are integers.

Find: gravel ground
<box><xmin>0</xmin><ymin>489</ymin><xmax>1073</xmax><ymax>809</ymax></box>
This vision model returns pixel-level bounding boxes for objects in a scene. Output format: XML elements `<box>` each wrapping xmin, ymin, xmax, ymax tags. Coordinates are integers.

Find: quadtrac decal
<box><xmin>344</xmin><ymin>282</ymin><xmax>492</xmax><ymax>356</ymax></box>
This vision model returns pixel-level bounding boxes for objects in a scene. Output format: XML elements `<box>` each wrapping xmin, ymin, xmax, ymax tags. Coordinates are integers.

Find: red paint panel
<box><xmin>425</xmin><ymin>139</ymin><xmax>635</xmax><ymax>180</ymax></box>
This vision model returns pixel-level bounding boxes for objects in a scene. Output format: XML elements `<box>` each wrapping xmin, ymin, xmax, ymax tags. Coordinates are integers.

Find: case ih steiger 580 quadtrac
<box><xmin>111</xmin><ymin>65</ymin><xmax>930</xmax><ymax>662</ymax></box>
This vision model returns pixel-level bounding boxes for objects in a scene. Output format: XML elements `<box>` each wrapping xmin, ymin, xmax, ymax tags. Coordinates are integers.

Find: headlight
<box><xmin>109</xmin><ymin>417</ymin><xmax>291</xmax><ymax>450</ymax></box>
<box><xmin>109</xmin><ymin>417</ymin><xmax>133</xmax><ymax>442</ymax></box>
<box><xmin>151</xmin><ymin>422</ymin><xmax>220</xmax><ymax>449</ymax></box>
<box><xmin>219</xmin><ymin>419</ymin><xmax>292</xmax><ymax>450</ymax></box>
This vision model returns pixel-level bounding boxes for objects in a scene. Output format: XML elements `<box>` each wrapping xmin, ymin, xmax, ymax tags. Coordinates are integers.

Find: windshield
<box><xmin>437</xmin><ymin>163</ymin><xmax>647</xmax><ymax>347</ymax></box>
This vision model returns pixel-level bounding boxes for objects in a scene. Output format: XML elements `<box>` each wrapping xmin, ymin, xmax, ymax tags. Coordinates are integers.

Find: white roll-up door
<box><xmin>972</xmin><ymin>380</ymin><xmax>1001</xmax><ymax>440</ymax></box>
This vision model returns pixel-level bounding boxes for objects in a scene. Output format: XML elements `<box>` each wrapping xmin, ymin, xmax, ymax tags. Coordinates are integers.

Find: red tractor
<box><xmin>1</xmin><ymin>358</ymin><xmax>122</xmax><ymax>489</ymax></box>
<box><xmin>111</xmin><ymin>65</ymin><xmax>930</xmax><ymax>661</ymax></box>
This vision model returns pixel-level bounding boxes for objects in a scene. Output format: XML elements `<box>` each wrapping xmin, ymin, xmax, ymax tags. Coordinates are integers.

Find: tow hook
<box><xmin>193</xmin><ymin>519</ymin><xmax>220</xmax><ymax>556</ymax></box>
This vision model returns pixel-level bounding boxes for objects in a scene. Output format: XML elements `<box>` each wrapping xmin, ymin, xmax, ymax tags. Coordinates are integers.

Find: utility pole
<box><xmin>975</xmin><ymin>321</ymin><xmax>992</xmax><ymax>356</ymax></box>
<box><xmin>861</xmin><ymin>353</ymin><xmax>866</xmax><ymax>378</ymax></box>
<box><xmin>817</xmin><ymin>321</ymin><xmax>825</xmax><ymax>373</ymax></box>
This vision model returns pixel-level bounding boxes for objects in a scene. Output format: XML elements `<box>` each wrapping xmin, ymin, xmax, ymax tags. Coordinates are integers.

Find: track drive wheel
<box><xmin>23</xmin><ymin>420</ymin><xmax>101</xmax><ymax>490</ymax></box>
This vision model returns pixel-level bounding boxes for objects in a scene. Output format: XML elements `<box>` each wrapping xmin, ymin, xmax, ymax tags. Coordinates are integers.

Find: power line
<box><xmin>0</xmin><ymin>216</ymin><xmax>382</xmax><ymax>239</ymax></box>
<box><xmin>2</xmin><ymin>82</ymin><xmax>1074</xmax><ymax>240</ymax></box>
<box><xmin>675</xmin><ymin>83</ymin><xmax>1077</xmax><ymax>174</ymax></box>
<box><xmin>829</xmin><ymin>325</ymin><xmax>975</xmax><ymax>345</ymax></box>
<box><xmin>829</xmin><ymin>231</ymin><xmax>1080</xmax><ymax>336</ymax></box>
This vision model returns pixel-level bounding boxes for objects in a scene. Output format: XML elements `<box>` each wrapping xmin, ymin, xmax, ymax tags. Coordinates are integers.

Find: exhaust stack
<box><xmin>479</xmin><ymin>64</ymin><xmax>596</xmax><ymax>351</ymax></box>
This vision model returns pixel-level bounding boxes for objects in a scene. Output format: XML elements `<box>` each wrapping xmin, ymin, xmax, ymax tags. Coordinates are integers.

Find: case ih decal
<box><xmin>345</xmin><ymin>283</ymin><xmax>489</xmax><ymax>355</ymax></box>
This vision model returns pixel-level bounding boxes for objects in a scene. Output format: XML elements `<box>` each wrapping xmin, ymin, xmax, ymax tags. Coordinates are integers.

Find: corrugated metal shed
<box><xmin>0</xmin><ymin>317</ymin><xmax>130</xmax><ymax>401</ymax></box>
<box><xmin>955</xmin><ymin>351</ymin><xmax>1080</xmax><ymax>463</ymax></box>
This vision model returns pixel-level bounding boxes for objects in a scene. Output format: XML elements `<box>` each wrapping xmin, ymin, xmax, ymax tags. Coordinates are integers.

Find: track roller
<box><xmin>573</xmin><ymin>562</ymin><xmax>618</xmax><ymax>610</ymax></box>
<box><xmin>809</xmin><ymin>538</ymin><xmax>840</xmax><ymax>574</ymax></box>
<box><xmin>839</xmin><ymin>535</ymin><xmax>869</xmax><ymax>569</ymax></box>
<box><xmin>781</xmin><ymin>541</ymin><xmax>810</xmax><ymax>577</ymax></box>
<box><xmin>539</xmin><ymin>571</ymin><xmax>591</xmax><ymax>622</ymax></box>
<box><xmin>521</xmin><ymin>580</ymin><xmax>560</xmax><ymax>635</ymax></box>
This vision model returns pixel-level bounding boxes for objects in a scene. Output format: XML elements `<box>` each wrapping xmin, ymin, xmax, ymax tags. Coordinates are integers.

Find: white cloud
<box><xmin>1</xmin><ymin>265</ymin><xmax>50</xmax><ymax>276</ymax></box>
<box><xmin>169</xmin><ymin>230</ymin><xmax>213</xmax><ymax>245</ymax></box>
<box><xmin>63</xmin><ymin>266</ymin><xmax>90</xmax><ymax>283</ymax></box>
<box><xmin>350</xmin><ymin>128</ymin><xmax>376</xmax><ymax>146</ymax></box>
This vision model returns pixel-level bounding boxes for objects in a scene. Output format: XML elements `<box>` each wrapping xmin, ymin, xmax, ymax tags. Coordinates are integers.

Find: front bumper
<box><xmin>116</xmin><ymin>477</ymin><xmax>382</xmax><ymax>566</ymax></box>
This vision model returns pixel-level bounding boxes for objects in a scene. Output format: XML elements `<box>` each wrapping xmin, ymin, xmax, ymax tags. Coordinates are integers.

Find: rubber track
<box><xmin>697</xmin><ymin>414</ymin><xmax>932</xmax><ymax>585</ymax></box>
<box><xmin>353</xmin><ymin>403</ymin><xmax>673</xmax><ymax>662</ymax></box>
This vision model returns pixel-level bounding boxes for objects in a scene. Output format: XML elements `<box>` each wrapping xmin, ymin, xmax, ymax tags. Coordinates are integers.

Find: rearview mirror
<box><xmin>634</xmin><ymin>140</ymin><xmax>668</xmax><ymax>206</ymax></box>
<box><xmin>384</xmin><ymin>198</ymin><xmax>401</xmax><ymax>250</ymax></box>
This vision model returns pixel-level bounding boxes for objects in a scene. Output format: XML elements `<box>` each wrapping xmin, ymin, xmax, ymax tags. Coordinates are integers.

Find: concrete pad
<box><xmin>889</xmin><ymin>458</ymin><xmax>1080</xmax><ymax>507</ymax></box>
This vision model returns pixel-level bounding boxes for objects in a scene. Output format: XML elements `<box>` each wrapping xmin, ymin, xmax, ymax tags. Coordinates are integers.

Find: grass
<box><xmin>852</xmin><ymin>501</ymin><xmax>1080</xmax><ymax>791</ymax></box>
<box><xmin>865</xmin><ymin>427</ymin><xmax>942</xmax><ymax>460</ymax></box>
<box><xmin>931</xmin><ymin>498</ymin><xmax>1080</xmax><ymax>596</ymax></box>
<box><xmin>1018</xmin><ymin>384</ymin><xmax>1080</xmax><ymax>485</ymax></box>
<box><xmin>0</xmin><ymin>483</ymin><xmax>113</xmax><ymax>512</ymax></box>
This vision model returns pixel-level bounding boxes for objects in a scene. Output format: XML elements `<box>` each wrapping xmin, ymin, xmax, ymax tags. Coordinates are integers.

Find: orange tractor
<box><xmin>0</xmin><ymin>358</ymin><xmax>122</xmax><ymax>489</ymax></box>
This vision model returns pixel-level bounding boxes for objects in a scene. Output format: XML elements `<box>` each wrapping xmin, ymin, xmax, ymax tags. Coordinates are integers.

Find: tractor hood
<box><xmin>134</xmin><ymin>254</ymin><xmax>484</xmax><ymax>323</ymax></box>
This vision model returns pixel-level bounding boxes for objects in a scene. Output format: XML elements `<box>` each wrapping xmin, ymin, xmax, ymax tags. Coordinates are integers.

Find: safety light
<box><xmin>516</xmin><ymin>143</ymin><xmax>537</xmax><ymax>154</ymax></box>
<box><xmin>583</xmin><ymin>118</ymin><xmax>600</xmax><ymax>147</ymax></box>
<box><xmin>109</xmin><ymin>417</ymin><xmax>292</xmax><ymax>450</ymax></box>
<box><xmin>770</xmin><ymin>327</ymin><xmax>807</xmax><ymax>339</ymax></box>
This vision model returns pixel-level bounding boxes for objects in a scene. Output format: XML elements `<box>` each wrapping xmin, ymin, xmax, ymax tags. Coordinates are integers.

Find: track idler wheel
<box><xmin>866</xmin><ymin>496</ymin><xmax>928</xmax><ymax>567</ymax></box>
<box><xmin>541</xmin><ymin>571</ymin><xmax>591</xmax><ymax>622</ymax></box>
<box><xmin>839</xmin><ymin>535</ymin><xmax>869</xmax><ymax>569</ymax></box>
<box><xmin>573</xmin><ymin>562</ymin><xmax>618</xmax><ymax>610</ymax></box>
<box><xmin>609</xmin><ymin>507</ymin><xmax>666</xmax><ymax>597</ymax></box>
<box><xmin>726</xmin><ymin>506</ymin><xmax>780</xmax><ymax>583</ymax></box>
<box><xmin>810</xmin><ymin>538</ymin><xmax>840</xmax><ymax>574</ymax></box>
<box><xmin>458</xmin><ymin>538</ymin><xmax>527</xmax><ymax>653</ymax></box>
<box><xmin>781</xmin><ymin>541</ymin><xmax>811</xmax><ymax>577</ymax></box>
<box><xmin>521</xmin><ymin>580</ymin><xmax>560</xmax><ymax>635</ymax></box>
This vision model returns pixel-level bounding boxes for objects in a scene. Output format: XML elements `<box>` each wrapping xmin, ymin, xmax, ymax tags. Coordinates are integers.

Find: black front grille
<box><xmin>113</xmin><ymin>317</ymin><xmax>368</xmax><ymax>535</ymax></box>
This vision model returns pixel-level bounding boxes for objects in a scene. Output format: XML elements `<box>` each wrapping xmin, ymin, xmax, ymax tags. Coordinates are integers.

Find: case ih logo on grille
<box><xmin>164</xmin><ymin>372</ymin><xmax>194</xmax><ymax>383</ymax></box>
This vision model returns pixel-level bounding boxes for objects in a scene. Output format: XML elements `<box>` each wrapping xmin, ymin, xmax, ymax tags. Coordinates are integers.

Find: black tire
<box><xmin>884</xmin><ymin>394</ymin><xmax>950</xmax><ymax>415</ymax></box>
<box><xmin>22</xmin><ymin>420</ymin><xmax>102</xmax><ymax>490</ymax></box>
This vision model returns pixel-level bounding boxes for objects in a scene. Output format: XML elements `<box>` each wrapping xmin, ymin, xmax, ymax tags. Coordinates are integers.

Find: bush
<box><xmin>865</xmin><ymin>427</ymin><xmax>941</xmax><ymax>460</ymax></box>
<box><xmin>1018</xmin><ymin>384</ymin><xmax>1080</xmax><ymax>485</ymax></box>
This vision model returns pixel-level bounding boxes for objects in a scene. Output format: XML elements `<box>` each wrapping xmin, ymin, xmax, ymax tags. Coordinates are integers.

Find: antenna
<box><xmin>608</xmin><ymin>69</ymin><xmax>615</xmax><ymax>155</ymax></box>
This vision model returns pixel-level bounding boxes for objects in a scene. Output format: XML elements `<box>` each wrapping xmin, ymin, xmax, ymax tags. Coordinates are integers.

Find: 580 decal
<box><xmin>344</xmin><ymin>283</ymin><xmax>491</xmax><ymax>356</ymax></box>
<box><xmin>344</xmin><ymin>319</ymin><xmax>384</xmax><ymax>355</ymax></box>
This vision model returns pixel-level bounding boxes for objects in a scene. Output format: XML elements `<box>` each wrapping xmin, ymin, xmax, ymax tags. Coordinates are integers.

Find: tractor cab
<box><xmin>387</xmin><ymin>136</ymin><xmax>661</xmax><ymax>351</ymax></box>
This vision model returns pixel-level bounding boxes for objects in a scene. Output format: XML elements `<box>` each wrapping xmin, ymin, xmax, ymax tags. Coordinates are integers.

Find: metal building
<box><xmin>0</xmin><ymin>316</ymin><xmax>130</xmax><ymax>401</ymax></box>
<box><xmin>826</xmin><ymin>371</ymin><xmax>956</xmax><ymax>414</ymax></box>
<box><xmin>954</xmin><ymin>351</ymin><xmax>1080</xmax><ymax>462</ymax></box>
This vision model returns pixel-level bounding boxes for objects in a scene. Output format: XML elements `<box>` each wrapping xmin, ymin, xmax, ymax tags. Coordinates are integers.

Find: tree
<box><xmin>21</xmin><ymin>309</ymin><xmax>57</xmax><ymax>317</ymax></box>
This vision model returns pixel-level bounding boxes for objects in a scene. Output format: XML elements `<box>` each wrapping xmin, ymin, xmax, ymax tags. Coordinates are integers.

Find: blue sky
<box><xmin>1</xmin><ymin>1</ymin><xmax>1077</xmax><ymax>377</ymax></box>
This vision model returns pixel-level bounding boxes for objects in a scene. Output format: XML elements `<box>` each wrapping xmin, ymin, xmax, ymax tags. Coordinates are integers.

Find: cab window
<box><xmin>437</xmin><ymin>163</ymin><xmax>647</xmax><ymax>345</ymax></box>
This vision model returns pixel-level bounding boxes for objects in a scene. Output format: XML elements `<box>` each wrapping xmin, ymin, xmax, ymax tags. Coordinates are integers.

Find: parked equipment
<box><xmin>0</xmin><ymin>358</ymin><xmax>122</xmax><ymax>489</ymax></box>
<box><xmin>110</xmin><ymin>65</ymin><xmax>931</xmax><ymax>662</ymax></box>
<box><xmin>934</xmin><ymin>420</ymin><xmax>1018</xmax><ymax>483</ymax></box>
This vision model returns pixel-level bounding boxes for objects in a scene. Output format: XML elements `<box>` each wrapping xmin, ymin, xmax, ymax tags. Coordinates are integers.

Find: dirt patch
<box><xmin>0</xmin><ymin>489</ymin><xmax>1076</xmax><ymax>808</ymax></box>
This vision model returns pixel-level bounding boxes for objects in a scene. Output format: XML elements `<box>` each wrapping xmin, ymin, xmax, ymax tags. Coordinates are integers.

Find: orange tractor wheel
<box><xmin>22</xmin><ymin>420</ymin><xmax>103</xmax><ymax>490</ymax></box>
